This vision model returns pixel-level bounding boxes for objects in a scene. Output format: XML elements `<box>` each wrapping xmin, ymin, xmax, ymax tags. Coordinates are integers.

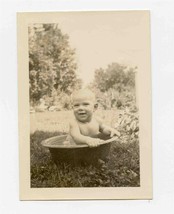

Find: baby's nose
<box><xmin>78</xmin><ymin>105</ymin><xmax>84</xmax><ymax>109</ymax></box>
<box><xmin>78</xmin><ymin>105</ymin><xmax>85</xmax><ymax>110</ymax></box>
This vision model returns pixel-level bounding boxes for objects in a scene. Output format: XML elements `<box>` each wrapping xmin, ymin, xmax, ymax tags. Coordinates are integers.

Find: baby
<box><xmin>69</xmin><ymin>89</ymin><xmax>120</xmax><ymax>147</ymax></box>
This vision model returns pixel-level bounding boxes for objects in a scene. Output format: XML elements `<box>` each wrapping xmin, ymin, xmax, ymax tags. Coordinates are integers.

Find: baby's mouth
<box><xmin>78</xmin><ymin>112</ymin><xmax>86</xmax><ymax>116</ymax></box>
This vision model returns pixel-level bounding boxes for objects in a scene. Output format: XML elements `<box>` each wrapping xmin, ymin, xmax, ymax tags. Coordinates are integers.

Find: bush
<box><xmin>114</xmin><ymin>107</ymin><xmax>139</xmax><ymax>144</ymax></box>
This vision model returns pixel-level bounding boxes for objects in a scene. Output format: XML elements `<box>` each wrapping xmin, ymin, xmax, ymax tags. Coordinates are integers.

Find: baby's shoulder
<box><xmin>69</xmin><ymin>117</ymin><xmax>78</xmax><ymax>128</ymax></box>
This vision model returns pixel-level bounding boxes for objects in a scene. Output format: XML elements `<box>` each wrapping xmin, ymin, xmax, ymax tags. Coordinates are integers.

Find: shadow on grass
<box><xmin>30</xmin><ymin>130</ymin><xmax>140</xmax><ymax>188</ymax></box>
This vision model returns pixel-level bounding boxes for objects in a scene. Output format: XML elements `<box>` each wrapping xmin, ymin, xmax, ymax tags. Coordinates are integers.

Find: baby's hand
<box><xmin>86</xmin><ymin>137</ymin><xmax>103</xmax><ymax>148</ymax></box>
<box><xmin>110</xmin><ymin>128</ymin><xmax>120</xmax><ymax>138</ymax></box>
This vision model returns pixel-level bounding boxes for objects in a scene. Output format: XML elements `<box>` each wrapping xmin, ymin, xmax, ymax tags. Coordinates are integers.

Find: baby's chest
<box><xmin>79</xmin><ymin>121</ymin><xmax>99</xmax><ymax>137</ymax></box>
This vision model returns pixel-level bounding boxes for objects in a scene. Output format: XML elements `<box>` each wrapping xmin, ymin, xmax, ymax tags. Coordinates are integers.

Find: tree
<box><xmin>28</xmin><ymin>24</ymin><xmax>81</xmax><ymax>105</ymax></box>
<box><xmin>92</xmin><ymin>63</ymin><xmax>137</xmax><ymax>109</ymax></box>
<box><xmin>93</xmin><ymin>63</ymin><xmax>136</xmax><ymax>92</ymax></box>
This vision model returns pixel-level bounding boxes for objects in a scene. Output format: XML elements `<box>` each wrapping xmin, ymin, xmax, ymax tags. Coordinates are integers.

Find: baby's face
<box><xmin>72</xmin><ymin>95</ymin><xmax>95</xmax><ymax>123</ymax></box>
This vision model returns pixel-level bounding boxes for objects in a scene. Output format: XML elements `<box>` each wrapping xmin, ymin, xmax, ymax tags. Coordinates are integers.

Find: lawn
<box><xmin>30</xmin><ymin>110</ymin><xmax>140</xmax><ymax>187</ymax></box>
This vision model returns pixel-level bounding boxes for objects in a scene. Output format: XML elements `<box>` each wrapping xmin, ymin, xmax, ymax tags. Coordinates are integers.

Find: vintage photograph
<box><xmin>18</xmin><ymin>11</ymin><xmax>152</xmax><ymax>199</ymax></box>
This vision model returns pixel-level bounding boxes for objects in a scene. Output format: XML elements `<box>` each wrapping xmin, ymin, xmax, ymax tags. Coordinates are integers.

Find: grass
<box><xmin>30</xmin><ymin>110</ymin><xmax>140</xmax><ymax>187</ymax></box>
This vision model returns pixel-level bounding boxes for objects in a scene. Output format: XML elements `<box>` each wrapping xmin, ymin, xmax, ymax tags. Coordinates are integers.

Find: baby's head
<box><xmin>71</xmin><ymin>88</ymin><xmax>95</xmax><ymax>103</ymax></box>
<box><xmin>71</xmin><ymin>89</ymin><xmax>97</xmax><ymax>122</ymax></box>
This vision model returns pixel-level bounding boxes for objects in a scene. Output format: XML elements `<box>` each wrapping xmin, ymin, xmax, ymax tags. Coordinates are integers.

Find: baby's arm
<box><xmin>69</xmin><ymin>120</ymin><xmax>102</xmax><ymax>147</ymax></box>
<box><xmin>97</xmin><ymin>117</ymin><xmax>120</xmax><ymax>137</ymax></box>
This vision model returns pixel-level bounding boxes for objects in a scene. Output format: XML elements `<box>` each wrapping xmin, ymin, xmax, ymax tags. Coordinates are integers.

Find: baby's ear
<box><xmin>94</xmin><ymin>103</ymin><xmax>98</xmax><ymax>110</ymax></box>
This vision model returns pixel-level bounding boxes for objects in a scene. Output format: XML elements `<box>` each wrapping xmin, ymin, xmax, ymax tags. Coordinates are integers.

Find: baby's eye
<box><xmin>83</xmin><ymin>103</ymin><xmax>90</xmax><ymax>106</ymax></box>
<box><xmin>74</xmin><ymin>104</ymin><xmax>79</xmax><ymax>107</ymax></box>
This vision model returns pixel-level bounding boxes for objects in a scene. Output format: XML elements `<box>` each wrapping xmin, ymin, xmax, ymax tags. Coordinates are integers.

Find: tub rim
<box><xmin>41</xmin><ymin>134</ymin><xmax>118</xmax><ymax>149</ymax></box>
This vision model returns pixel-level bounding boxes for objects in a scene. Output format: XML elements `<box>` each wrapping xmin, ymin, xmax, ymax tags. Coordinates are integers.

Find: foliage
<box><xmin>115</xmin><ymin>107</ymin><xmax>139</xmax><ymax>144</ymax></box>
<box><xmin>91</xmin><ymin>63</ymin><xmax>137</xmax><ymax>109</ymax></box>
<box><xmin>93</xmin><ymin>63</ymin><xmax>136</xmax><ymax>92</ymax></box>
<box><xmin>29</xmin><ymin>24</ymin><xmax>82</xmax><ymax>105</ymax></box>
<box><xmin>45</xmin><ymin>91</ymin><xmax>72</xmax><ymax>110</ymax></box>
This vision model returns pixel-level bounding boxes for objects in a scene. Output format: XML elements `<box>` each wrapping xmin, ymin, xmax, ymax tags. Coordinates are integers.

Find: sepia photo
<box><xmin>18</xmin><ymin>11</ymin><xmax>152</xmax><ymax>200</ymax></box>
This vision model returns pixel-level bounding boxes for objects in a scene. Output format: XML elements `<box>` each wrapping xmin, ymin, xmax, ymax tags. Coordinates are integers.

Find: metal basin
<box><xmin>41</xmin><ymin>133</ymin><xmax>117</xmax><ymax>165</ymax></box>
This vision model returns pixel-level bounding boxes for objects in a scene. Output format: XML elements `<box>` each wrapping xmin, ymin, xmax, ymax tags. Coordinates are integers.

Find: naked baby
<box><xmin>68</xmin><ymin>89</ymin><xmax>120</xmax><ymax>147</ymax></box>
